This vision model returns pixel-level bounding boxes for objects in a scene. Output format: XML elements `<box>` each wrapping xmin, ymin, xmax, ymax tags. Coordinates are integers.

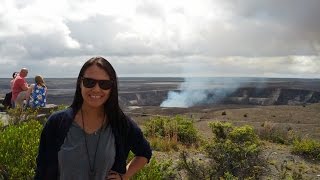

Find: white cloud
<box><xmin>1</xmin><ymin>0</ymin><xmax>320</xmax><ymax>78</ymax></box>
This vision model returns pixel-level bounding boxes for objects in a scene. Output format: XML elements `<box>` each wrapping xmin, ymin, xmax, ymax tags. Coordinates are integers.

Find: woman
<box><xmin>2</xmin><ymin>72</ymin><xmax>18</xmax><ymax>108</ymax></box>
<box><xmin>26</xmin><ymin>75</ymin><xmax>47</xmax><ymax>108</ymax></box>
<box><xmin>34</xmin><ymin>57</ymin><xmax>152</xmax><ymax>180</ymax></box>
<box><xmin>10</xmin><ymin>72</ymin><xmax>18</xmax><ymax>89</ymax></box>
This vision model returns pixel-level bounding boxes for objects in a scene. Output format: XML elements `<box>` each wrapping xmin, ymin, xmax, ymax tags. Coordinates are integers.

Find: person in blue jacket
<box><xmin>35</xmin><ymin>57</ymin><xmax>152</xmax><ymax>180</ymax></box>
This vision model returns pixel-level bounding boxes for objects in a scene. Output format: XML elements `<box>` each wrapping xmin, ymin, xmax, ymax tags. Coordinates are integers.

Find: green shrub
<box><xmin>209</xmin><ymin>121</ymin><xmax>233</xmax><ymax>141</ymax></box>
<box><xmin>178</xmin><ymin>151</ymin><xmax>215</xmax><ymax>179</ymax></box>
<box><xmin>6</xmin><ymin>107</ymin><xmax>39</xmax><ymax>125</ymax></box>
<box><xmin>179</xmin><ymin>122</ymin><xmax>265</xmax><ymax>179</ymax></box>
<box><xmin>132</xmin><ymin>158</ymin><xmax>176</xmax><ymax>180</ymax></box>
<box><xmin>148</xmin><ymin>137</ymin><xmax>179</xmax><ymax>152</ymax></box>
<box><xmin>228</xmin><ymin>125</ymin><xmax>259</xmax><ymax>144</ymax></box>
<box><xmin>292</xmin><ymin>139</ymin><xmax>320</xmax><ymax>160</ymax></box>
<box><xmin>127</xmin><ymin>152</ymin><xmax>177</xmax><ymax>180</ymax></box>
<box><xmin>0</xmin><ymin>119</ymin><xmax>3</xmax><ymax>128</ymax></box>
<box><xmin>175</xmin><ymin>116</ymin><xmax>199</xmax><ymax>145</ymax></box>
<box><xmin>0</xmin><ymin>120</ymin><xmax>42</xmax><ymax>179</ymax></box>
<box><xmin>223</xmin><ymin>171</ymin><xmax>238</xmax><ymax>180</ymax></box>
<box><xmin>48</xmin><ymin>104</ymin><xmax>68</xmax><ymax>114</ymax></box>
<box><xmin>144</xmin><ymin>115</ymin><xmax>199</xmax><ymax>146</ymax></box>
<box><xmin>144</xmin><ymin>116</ymin><xmax>166</xmax><ymax>137</ymax></box>
<box><xmin>207</xmin><ymin>122</ymin><xmax>264</xmax><ymax>178</ymax></box>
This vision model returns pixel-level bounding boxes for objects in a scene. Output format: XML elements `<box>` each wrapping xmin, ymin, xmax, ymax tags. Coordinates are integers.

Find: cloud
<box><xmin>0</xmin><ymin>0</ymin><xmax>320</xmax><ymax>78</ymax></box>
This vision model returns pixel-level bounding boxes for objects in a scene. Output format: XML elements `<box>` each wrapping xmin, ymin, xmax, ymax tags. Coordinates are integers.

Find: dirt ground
<box><xmin>126</xmin><ymin>103</ymin><xmax>320</xmax><ymax>179</ymax></box>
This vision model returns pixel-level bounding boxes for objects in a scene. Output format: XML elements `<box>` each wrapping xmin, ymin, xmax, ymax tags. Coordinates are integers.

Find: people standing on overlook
<box><xmin>35</xmin><ymin>57</ymin><xmax>152</xmax><ymax>180</ymax></box>
<box><xmin>11</xmin><ymin>68</ymin><xmax>29</xmax><ymax>108</ymax></box>
<box><xmin>26</xmin><ymin>75</ymin><xmax>47</xmax><ymax>108</ymax></box>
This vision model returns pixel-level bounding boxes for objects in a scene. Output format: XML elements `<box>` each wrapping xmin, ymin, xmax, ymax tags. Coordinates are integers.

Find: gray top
<box><xmin>58</xmin><ymin>122</ymin><xmax>115</xmax><ymax>180</ymax></box>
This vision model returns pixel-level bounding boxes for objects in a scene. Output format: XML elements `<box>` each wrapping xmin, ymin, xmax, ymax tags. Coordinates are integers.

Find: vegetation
<box><xmin>258</xmin><ymin>121</ymin><xmax>299</xmax><ymax>145</ymax></box>
<box><xmin>292</xmin><ymin>139</ymin><xmax>320</xmax><ymax>161</ymax></box>
<box><xmin>0</xmin><ymin>106</ymin><xmax>319</xmax><ymax>179</ymax></box>
<box><xmin>271</xmin><ymin>159</ymin><xmax>308</xmax><ymax>180</ymax></box>
<box><xmin>0</xmin><ymin>120</ymin><xmax>42</xmax><ymax>179</ymax></box>
<box><xmin>178</xmin><ymin>122</ymin><xmax>266</xmax><ymax>179</ymax></box>
<box><xmin>128</xmin><ymin>152</ymin><xmax>177</xmax><ymax>180</ymax></box>
<box><xmin>6</xmin><ymin>107</ymin><xmax>40</xmax><ymax>125</ymax></box>
<box><xmin>258</xmin><ymin>121</ymin><xmax>320</xmax><ymax>161</ymax></box>
<box><xmin>144</xmin><ymin>115</ymin><xmax>200</xmax><ymax>151</ymax></box>
<box><xmin>0</xmin><ymin>107</ymin><xmax>179</xmax><ymax>179</ymax></box>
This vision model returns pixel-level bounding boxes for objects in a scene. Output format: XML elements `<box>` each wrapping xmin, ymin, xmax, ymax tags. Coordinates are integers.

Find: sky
<box><xmin>0</xmin><ymin>0</ymin><xmax>320</xmax><ymax>78</ymax></box>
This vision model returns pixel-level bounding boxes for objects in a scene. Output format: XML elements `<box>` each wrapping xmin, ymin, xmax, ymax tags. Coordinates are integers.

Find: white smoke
<box><xmin>160</xmin><ymin>77</ymin><xmax>230</xmax><ymax>107</ymax></box>
<box><xmin>160</xmin><ymin>89</ymin><xmax>208</xmax><ymax>108</ymax></box>
<box><xmin>160</xmin><ymin>77</ymin><xmax>265</xmax><ymax>108</ymax></box>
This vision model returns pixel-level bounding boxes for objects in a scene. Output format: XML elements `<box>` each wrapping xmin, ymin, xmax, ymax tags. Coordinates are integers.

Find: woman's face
<box><xmin>81</xmin><ymin>64</ymin><xmax>112</xmax><ymax>109</ymax></box>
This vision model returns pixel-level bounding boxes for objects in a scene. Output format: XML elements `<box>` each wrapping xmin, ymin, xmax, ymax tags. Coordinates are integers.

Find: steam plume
<box><xmin>161</xmin><ymin>77</ymin><xmax>234</xmax><ymax>107</ymax></box>
<box><xmin>160</xmin><ymin>76</ymin><xmax>266</xmax><ymax>107</ymax></box>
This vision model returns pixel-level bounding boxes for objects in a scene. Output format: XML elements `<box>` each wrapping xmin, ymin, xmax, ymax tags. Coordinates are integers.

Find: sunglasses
<box><xmin>81</xmin><ymin>77</ymin><xmax>113</xmax><ymax>90</ymax></box>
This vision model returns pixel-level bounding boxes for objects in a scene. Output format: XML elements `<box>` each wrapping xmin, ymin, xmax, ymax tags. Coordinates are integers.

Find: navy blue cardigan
<box><xmin>34</xmin><ymin>108</ymin><xmax>152</xmax><ymax>180</ymax></box>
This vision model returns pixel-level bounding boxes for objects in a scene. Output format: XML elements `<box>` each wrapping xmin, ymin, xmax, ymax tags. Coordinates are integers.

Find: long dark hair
<box><xmin>70</xmin><ymin>57</ymin><xmax>128</xmax><ymax>138</ymax></box>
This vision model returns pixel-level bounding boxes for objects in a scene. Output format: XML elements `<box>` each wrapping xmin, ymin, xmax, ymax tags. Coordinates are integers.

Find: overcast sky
<box><xmin>1</xmin><ymin>0</ymin><xmax>320</xmax><ymax>78</ymax></box>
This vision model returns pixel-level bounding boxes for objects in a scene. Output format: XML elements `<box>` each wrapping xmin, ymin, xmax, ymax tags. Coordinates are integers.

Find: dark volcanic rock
<box><xmin>118</xmin><ymin>88</ymin><xmax>320</xmax><ymax>106</ymax></box>
<box><xmin>119</xmin><ymin>90</ymin><xmax>168</xmax><ymax>106</ymax></box>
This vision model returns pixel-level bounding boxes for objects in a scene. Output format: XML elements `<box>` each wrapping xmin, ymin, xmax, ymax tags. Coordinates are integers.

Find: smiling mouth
<box><xmin>90</xmin><ymin>95</ymin><xmax>102</xmax><ymax>99</ymax></box>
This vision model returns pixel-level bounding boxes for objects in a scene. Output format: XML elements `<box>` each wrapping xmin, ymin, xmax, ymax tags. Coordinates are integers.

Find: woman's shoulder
<box><xmin>124</xmin><ymin>115</ymin><xmax>142</xmax><ymax>132</ymax></box>
<box><xmin>46</xmin><ymin>107</ymin><xmax>74</xmax><ymax>124</ymax></box>
<box><xmin>42</xmin><ymin>108</ymin><xmax>75</xmax><ymax>141</ymax></box>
